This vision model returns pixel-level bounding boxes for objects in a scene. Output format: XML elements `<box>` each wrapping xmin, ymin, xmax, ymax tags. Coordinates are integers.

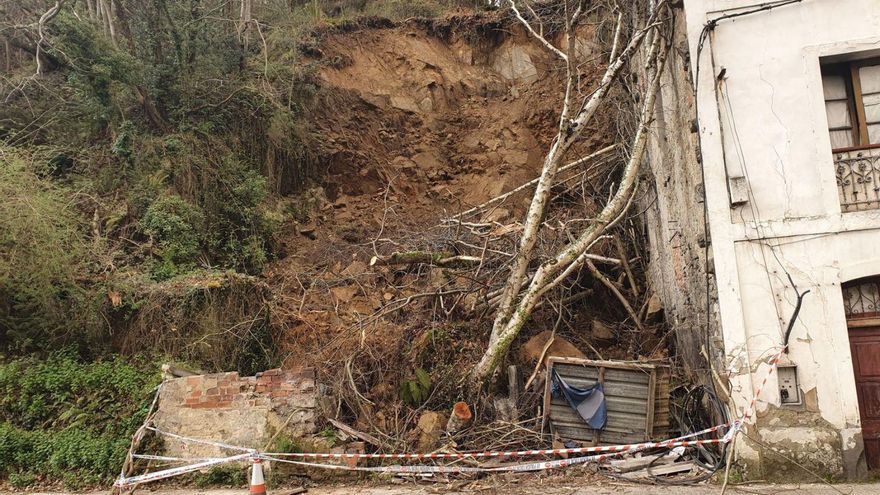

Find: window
<box><xmin>822</xmin><ymin>58</ymin><xmax>880</xmax><ymax>150</ymax></box>
<box><xmin>843</xmin><ymin>277</ymin><xmax>880</xmax><ymax>319</ymax></box>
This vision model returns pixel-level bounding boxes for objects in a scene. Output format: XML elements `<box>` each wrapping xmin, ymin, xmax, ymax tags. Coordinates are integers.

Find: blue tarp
<box><xmin>551</xmin><ymin>368</ymin><xmax>608</xmax><ymax>430</ymax></box>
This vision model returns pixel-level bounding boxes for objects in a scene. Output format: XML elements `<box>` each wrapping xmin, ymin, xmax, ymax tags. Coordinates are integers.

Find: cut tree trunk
<box><xmin>446</xmin><ymin>401</ymin><xmax>473</xmax><ymax>435</ymax></box>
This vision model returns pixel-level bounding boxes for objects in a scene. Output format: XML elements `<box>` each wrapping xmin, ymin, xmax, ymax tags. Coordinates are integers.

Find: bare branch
<box><xmin>447</xmin><ymin>144</ymin><xmax>618</xmax><ymax>221</ymax></box>
<box><xmin>585</xmin><ymin>259</ymin><xmax>644</xmax><ymax>331</ymax></box>
<box><xmin>35</xmin><ymin>0</ymin><xmax>66</xmax><ymax>75</ymax></box>
<box><xmin>508</xmin><ymin>0</ymin><xmax>568</xmax><ymax>61</ymax></box>
<box><xmin>472</xmin><ymin>22</ymin><xmax>669</xmax><ymax>386</ymax></box>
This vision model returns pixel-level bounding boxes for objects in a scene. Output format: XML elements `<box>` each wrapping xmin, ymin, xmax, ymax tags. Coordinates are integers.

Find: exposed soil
<box><xmin>262</xmin><ymin>11</ymin><xmax>649</xmax><ymax>444</ymax></box>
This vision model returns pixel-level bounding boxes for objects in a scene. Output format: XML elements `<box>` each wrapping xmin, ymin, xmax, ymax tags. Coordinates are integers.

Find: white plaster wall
<box><xmin>682</xmin><ymin>0</ymin><xmax>880</xmax><ymax>477</ymax></box>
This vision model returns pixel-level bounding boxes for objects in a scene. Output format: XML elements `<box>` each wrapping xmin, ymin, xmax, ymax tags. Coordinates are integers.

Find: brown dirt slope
<box><xmin>263</xmin><ymin>12</ymin><xmax>627</xmax><ymax>438</ymax></box>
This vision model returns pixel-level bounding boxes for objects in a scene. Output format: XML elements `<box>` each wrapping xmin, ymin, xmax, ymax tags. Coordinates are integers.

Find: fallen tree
<box><xmin>471</xmin><ymin>0</ymin><xmax>671</xmax><ymax>388</ymax></box>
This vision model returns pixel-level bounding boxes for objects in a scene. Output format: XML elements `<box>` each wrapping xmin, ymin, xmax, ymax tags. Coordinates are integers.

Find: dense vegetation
<box><xmin>0</xmin><ymin>0</ymin><xmax>485</xmax><ymax>488</ymax></box>
<box><xmin>0</xmin><ymin>352</ymin><xmax>160</xmax><ymax>488</ymax></box>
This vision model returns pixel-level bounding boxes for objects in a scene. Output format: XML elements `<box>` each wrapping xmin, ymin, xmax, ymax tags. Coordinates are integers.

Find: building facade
<box><xmin>643</xmin><ymin>0</ymin><xmax>880</xmax><ymax>479</ymax></box>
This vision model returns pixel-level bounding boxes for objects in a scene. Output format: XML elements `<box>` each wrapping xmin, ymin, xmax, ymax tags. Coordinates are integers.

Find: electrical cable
<box><xmin>690</xmin><ymin>0</ymin><xmax>804</xmax><ymax>417</ymax></box>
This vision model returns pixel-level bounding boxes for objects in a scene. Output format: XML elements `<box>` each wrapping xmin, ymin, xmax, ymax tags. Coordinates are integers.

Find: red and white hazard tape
<box><xmin>115</xmin><ymin>426</ymin><xmax>729</xmax><ymax>487</ymax></box>
<box><xmin>115</xmin><ymin>347</ymin><xmax>784</xmax><ymax>489</ymax></box>
<box><xmin>739</xmin><ymin>346</ymin><xmax>786</xmax><ymax>424</ymax></box>
<box><xmin>145</xmin><ymin>426</ymin><xmax>256</xmax><ymax>453</ymax></box>
<box><xmin>261</xmin><ymin>438</ymin><xmax>728</xmax><ymax>474</ymax></box>
<box><xmin>115</xmin><ymin>453</ymin><xmax>253</xmax><ymax>487</ymax></box>
<box><xmin>262</xmin><ymin>423</ymin><xmax>730</xmax><ymax>460</ymax></box>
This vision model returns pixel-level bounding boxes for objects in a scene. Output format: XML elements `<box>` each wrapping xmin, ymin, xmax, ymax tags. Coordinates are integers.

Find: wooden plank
<box><xmin>327</xmin><ymin>418</ymin><xmax>382</xmax><ymax>447</ymax></box>
<box><xmin>553</xmin><ymin>424</ymin><xmax>646</xmax><ymax>444</ymax></box>
<box><xmin>549</xmin><ymin>395</ymin><xmax>649</xmax><ymax>416</ymax></box>
<box><xmin>621</xmin><ymin>461</ymin><xmax>696</xmax><ymax>480</ymax></box>
<box><xmin>555</xmin><ymin>365</ymin><xmax>651</xmax><ymax>384</ymax></box>
<box><xmin>652</xmin><ymin>366</ymin><xmax>671</xmax><ymax>439</ymax></box>
<box><xmin>554</xmin><ymin>377</ymin><xmax>650</xmax><ymax>399</ymax></box>
<box><xmin>550</xmin><ymin>408</ymin><xmax>650</xmax><ymax>431</ymax></box>
<box><xmin>852</xmin><ymin>64</ymin><xmax>870</xmax><ymax>146</ymax></box>
<box><xmin>548</xmin><ymin>357</ymin><xmax>658</xmax><ymax>372</ymax></box>
<box><xmin>645</xmin><ymin>369</ymin><xmax>656</xmax><ymax>439</ymax></box>
<box><xmin>608</xmin><ymin>452</ymin><xmax>679</xmax><ymax>473</ymax></box>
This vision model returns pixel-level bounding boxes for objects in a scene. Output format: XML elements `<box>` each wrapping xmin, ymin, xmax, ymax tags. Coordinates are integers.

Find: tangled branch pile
<box><xmin>266</xmin><ymin>0</ymin><xmax>676</xmax><ymax>452</ymax></box>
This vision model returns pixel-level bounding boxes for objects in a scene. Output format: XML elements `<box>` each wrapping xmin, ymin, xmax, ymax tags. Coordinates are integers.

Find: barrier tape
<box><xmin>261</xmin><ymin>439</ymin><xmax>727</xmax><ymax>474</ymax></box>
<box><xmin>145</xmin><ymin>426</ymin><xmax>256</xmax><ymax>453</ymax></box>
<box><xmin>133</xmin><ymin>454</ymin><xmax>227</xmax><ymax>463</ymax></box>
<box><xmin>115</xmin><ymin>347</ymin><xmax>784</xmax><ymax>488</ymax></box>
<box><xmin>114</xmin><ymin>453</ymin><xmax>253</xmax><ymax>487</ymax></box>
<box><xmin>739</xmin><ymin>346</ymin><xmax>786</xmax><ymax>424</ymax></box>
<box><xmin>114</xmin><ymin>427</ymin><xmax>727</xmax><ymax>487</ymax></box>
<box><xmin>262</xmin><ymin>423</ymin><xmax>730</xmax><ymax>460</ymax></box>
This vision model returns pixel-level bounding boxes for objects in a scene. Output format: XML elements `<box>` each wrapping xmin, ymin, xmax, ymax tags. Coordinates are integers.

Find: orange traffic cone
<box><xmin>249</xmin><ymin>459</ymin><xmax>267</xmax><ymax>495</ymax></box>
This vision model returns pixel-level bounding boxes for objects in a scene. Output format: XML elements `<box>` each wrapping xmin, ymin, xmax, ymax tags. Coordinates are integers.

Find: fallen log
<box><xmin>326</xmin><ymin>418</ymin><xmax>383</xmax><ymax>448</ymax></box>
<box><xmin>370</xmin><ymin>251</ymin><xmax>482</xmax><ymax>268</ymax></box>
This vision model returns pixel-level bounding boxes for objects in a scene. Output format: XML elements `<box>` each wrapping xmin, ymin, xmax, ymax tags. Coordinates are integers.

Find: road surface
<box><xmin>7</xmin><ymin>482</ymin><xmax>880</xmax><ymax>494</ymax></box>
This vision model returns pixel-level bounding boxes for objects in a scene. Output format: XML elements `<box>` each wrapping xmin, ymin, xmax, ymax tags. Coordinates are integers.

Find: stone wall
<box><xmin>153</xmin><ymin>368</ymin><xmax>318</xmax><ymax>458</ymax></box>
<box><xmin>637</xmin><ymin>6</ymin><xmax>723</xmax><ymax>379</ymax></box>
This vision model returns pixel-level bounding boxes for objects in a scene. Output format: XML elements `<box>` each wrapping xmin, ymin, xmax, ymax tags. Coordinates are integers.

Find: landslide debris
<box><xmin>263</xmin><ymin>12</ymin><xmax>659</xmax><ymax>448</ymax></box>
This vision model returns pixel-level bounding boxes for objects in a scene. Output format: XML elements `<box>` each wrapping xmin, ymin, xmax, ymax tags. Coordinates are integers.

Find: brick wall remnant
<box><xmin>153</xmin><ymin>368</ymin><xmax>318</xmax><ymax>458</ymax></box>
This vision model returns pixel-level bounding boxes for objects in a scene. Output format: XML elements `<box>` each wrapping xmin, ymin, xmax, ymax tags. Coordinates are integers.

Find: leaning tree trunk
<box><xmin>488</xmin><ymin>1</ymin><xmax>656</xmax><ymax>353</ymax></box>
<box><xmin>471</xmin><ymin>9</ymin><xmax>668</xmax><ymax>387</ymax></box>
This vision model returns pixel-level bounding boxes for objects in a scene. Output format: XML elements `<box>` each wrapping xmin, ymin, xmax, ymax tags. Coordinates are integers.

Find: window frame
<box><xmin>822</xmin><ymin>56</ymin><xmax>880</xmax><ymax>152</ymax></box>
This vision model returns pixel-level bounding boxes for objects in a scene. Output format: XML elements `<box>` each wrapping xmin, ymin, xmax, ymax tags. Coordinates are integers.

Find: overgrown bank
<box><xmin>0</xmin><ymin>352</ymin><xmax>160</xmax><ymax>488</ymax></box>
<box><xmin>1</xmin><ymin>0</ymin><xmax>675</xmax><ymax>488</ymax></box>
<box><xmin>0</xmin><ymin>1</ymin><xmax>495</xmax><ymax>488</ymax></box>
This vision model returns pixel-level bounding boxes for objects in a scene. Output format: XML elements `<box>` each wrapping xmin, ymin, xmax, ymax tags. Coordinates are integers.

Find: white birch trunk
<box><xmin>85</xmin><ymin>0</ymin><xmax>97</xmax><ymax>20</ymax></box>
<box><xmin>489</xmin><ymin>9</ymin><xmax>651</xmax><ymax>346</ymax></box>
<box><xmin>472</xmin><ymin>26</ymin><xmax>668</xmax><ymax>386</ymax></box>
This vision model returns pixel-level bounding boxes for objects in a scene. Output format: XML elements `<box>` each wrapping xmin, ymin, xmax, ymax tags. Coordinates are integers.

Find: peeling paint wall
<box><xmin>676</xmin><ymin>0</ymin><xmax>880</xmax><ymax>480</ymax></box>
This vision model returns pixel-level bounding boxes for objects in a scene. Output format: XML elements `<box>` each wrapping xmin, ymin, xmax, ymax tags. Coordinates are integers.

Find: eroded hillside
<box><xmin>263</xmin><ymin>13</ymin><xmax>651</xmax><ymax>441</ymax></box>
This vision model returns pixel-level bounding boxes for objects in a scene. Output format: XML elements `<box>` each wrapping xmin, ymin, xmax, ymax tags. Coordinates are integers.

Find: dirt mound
<box><xmin>263</xmin><ymin>12</ymin><xmax>638</xmax><ymax>445</ymax></box>
<box><xmin>308</xmin><ymin>19</ymin><xmax>602</xmax><ymax>213</ymax></box>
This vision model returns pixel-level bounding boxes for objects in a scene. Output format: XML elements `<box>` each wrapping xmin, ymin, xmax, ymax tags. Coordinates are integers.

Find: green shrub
<box><xmin>0</xmin><ymin>351</ymin><xmax>158</xmax><ymax>434</ymax></box>
<box><xmin>0</xmin><ymin>423</ymin><xmax>128</xmax><ymax>488</ymax></box>
<box><xmin>0</xmin><ymin>154</ymin><xmax>98</xmax><ymax>352</ymax></box>
<box><xmin>201</xmin><ymin>158</ymin><xmax>278</xmax><ymax>274</ymax></box>
<box><xmin>399</xmin><ymin>368</ymin><xmax>433</xmax><ymax>407</ymax></box>
<box><xmin>142</xmin><ymin>195</ymin><xmax>206</xmax><ymax>279</ymax></box>
<box><xmin>0</xmin><ymin>352</ymin><xmax>159</xmax><ymax>488</ymax></box>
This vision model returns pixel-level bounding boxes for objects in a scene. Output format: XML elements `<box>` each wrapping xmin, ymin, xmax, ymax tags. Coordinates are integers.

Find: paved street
<box><xmin>7</xmin><ymin>481</ymin><xmax>880</xmax><ymax>494</ymax></box>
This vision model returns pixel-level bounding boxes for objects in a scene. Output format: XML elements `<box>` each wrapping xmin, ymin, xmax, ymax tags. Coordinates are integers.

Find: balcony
<box><xmin>835</xmin><ymin>145</ymin><xmax>880</xmax><ymax>211</ymax></box>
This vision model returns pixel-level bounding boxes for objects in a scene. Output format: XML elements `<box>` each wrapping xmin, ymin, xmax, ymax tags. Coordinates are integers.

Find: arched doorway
<box><xmin>843</xmin><ymin>277</ymin><xmax>880</xmax><ymax>470</ymax></box>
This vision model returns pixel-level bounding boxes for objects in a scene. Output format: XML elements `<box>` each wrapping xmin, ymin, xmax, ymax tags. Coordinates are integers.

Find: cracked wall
<box><xmin>639</xmin><ymin>6</ymin><xmax>723</xmax><ymax>385</ymax></box>
<box><xmin>678</xmin><ymin>0</ymin><xmax>880</xmax><ymax>481</ymax></box>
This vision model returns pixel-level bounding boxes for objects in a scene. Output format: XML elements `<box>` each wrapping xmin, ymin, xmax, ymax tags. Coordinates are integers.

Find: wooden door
<box><xmin>848</xmin><ymin>325</ymin><xmax>880</xmax><ymax>470</ymax></box>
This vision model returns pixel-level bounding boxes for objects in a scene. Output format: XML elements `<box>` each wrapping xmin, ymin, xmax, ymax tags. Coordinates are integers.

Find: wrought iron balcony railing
<box><xmin>835</xmin><ymin>145</ymin><xmax>880</xmax><ymax>211</ymax></box>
